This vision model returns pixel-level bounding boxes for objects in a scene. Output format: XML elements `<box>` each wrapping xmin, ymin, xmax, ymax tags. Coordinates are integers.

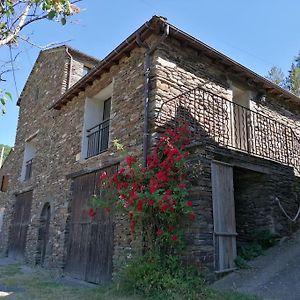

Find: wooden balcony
<box><xmin>156</xmin><ymin>86</ymin><xmax>300</xmax><ymax>174</ymax></box>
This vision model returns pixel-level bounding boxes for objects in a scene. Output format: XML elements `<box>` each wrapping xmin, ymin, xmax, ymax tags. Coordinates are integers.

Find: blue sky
<box><xmin>1</xmin><ymin>0</ymin><xmax>300</xmax><ymax>146</ymax></box>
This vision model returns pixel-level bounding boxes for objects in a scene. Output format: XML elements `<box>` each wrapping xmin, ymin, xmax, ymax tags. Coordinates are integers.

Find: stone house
<box><xmin>0</xmin><ymin>16</ymin><xmax>300</xmax><ymax>283</ymax></box>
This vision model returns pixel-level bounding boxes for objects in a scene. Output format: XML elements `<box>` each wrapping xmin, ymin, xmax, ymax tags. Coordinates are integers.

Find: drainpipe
<box><xmin>65</xmin><ymin>47</ymin><xmax>73</xmax><ymax>90</ymax></box>
<box><xmin>137</xmin><ymin>22</ymin><xmax>170</xmax><ymax>167</ymax></box>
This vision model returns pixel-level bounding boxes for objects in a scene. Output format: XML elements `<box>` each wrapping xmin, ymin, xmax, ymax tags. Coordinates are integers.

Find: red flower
<box><xmin>88</xmin><ymin>208</ymin><xmax>96</xmax><ymax>218</ymax></box>
<box><xmin>137</xmin><ymin>200</ymin><xmax>143</xmax><ymax>212</ymax></box>
<box><xmin>160</xmin><ymin>203</ymin><xmax>169</xmax><ymax>213</ymax></box>
<box><xmin>162</xmin><ymin>194</ymin><xmax>170</xmax><ymax>201</ymax></box>
<box><xmin>148</xmin><ymin>200</ymin><xmax>154</xmax><ymax>206</ymax></box>
<box><xmin>130</xmin><ymin>220</ymin><xmax>136</xmax><ymax>233</ymax></box>
<box><xmin>104</xmin><ymin>207</ymin><xmax>111</xmax><ymax>215</ymax></box>
<box><xmin>156</xmin><ymin>171</ymin><xmax>169</xmax><ymax>182</ymax></box>
<box><xmin>171</xmin><ymin>234</ymin><xmax>178</xmax><ymax>241</ymax></box>
<box><xmin>99</xmin><ymin>171</ymin><xmax>108</xmax><ymax>181</ymax></box>
<box><xmin>156</xmin><ymin>229</ymin><xmax>164</xmax><ymax>236</ymax></box>
<box><xmin>179</xmin><ymin>182</ymin><xmax>186</xmax><ymax>189</ymax></box>
<box><xmin>186</xmin><ymin>201</ymin><xmax>193</xmax><ymax>207</ymax></box>
<box><xmin>118</xmin><ymin>168</ymin><xmax>125</xmax><ymax>175</ymax></box>
<box><xmin>126</xmin><ymin>155</ymin><xmax>137</xmax><ymax>168</ymax></box>
<box><xmin>130</xmin><ymin>190</ymin><xmax>138</xmax><ymax>200</ymax></box>
<box><xmin>165</xmin><ymin>189</ymin><xmax>172</xmax><ymax>195</ymax></box>
<box><xmin>149</xmin><ymin>178</ymin><xmax>159</xmax><ymax>194</ymax></box>
<box><xmin>169</xmin><ymin>206</ymin><xmax>175</xmax><ymax>213</ymax></box>
<box><xmin>189</xmin><ymin>212</ymin><xmax>196</xmax><ymax>221</ymax></box>
<box><xmin>167</xmin><ymin>224</ymin><xmax>174</xmax><ymax>232</ymax></box>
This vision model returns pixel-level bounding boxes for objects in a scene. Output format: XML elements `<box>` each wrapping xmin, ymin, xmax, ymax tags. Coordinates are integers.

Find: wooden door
<box><xmin>211</xmin><ymin>161</ymin><xmax>237</xmax><ymax>273</ymax></box>
<box><xmin>65</xmin><ymin>171</ymin><xmax>114</xmax><ymax>284</ymax></box>
<box><xmin>8</xmin><ymin>190</ymin><xmax>33</xmax><ymax>260</ymax></box>
<box><xmin>37</xmin><ymin>203</ymin><xmax>51</xmax><ymax>266</ymax></box>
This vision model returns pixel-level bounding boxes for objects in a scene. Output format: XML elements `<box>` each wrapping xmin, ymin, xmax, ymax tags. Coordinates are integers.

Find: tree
<box><xmin>0</xmin><ymin>0</ymin><xmax>81</xmax><ymax>114</ymax></box>
<box><xmin>0</xmin><ymin>144</ymin><xmax>12</xmax><ymax>166</ymax></box>
<box><xmin>266</xmin><ymin>66</ymin><xmax>285</xmax><ymax>88</ymax></box>
<box><xmin>286</xmin><ymin>53</ymin><xmax>300</xmax><ymax>97</ymax></box>
<box><xmin>267</xmin><ymin>52</ymin><xmax>300</xmax><ymax>98</ymax></box>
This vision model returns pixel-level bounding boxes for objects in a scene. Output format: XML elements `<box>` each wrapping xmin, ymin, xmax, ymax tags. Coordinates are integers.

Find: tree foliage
<box><xmin>267</xmin><ymin>52</ymin><xmax>300</xmax><ymax>97</ymax></box>
<box><xmin>0</xmin><ymin>0</ymin><xmax>81</xmax><ymax>114</ymax></box>
<box><xmin>0</xmin><ymin>143</ymin><xmax>12</xmax><ymax>165</ymax></box>
<box><xmin>266</xmin><ymin>66</ymin><xmax>285</xmax><ymax>87</ymax></box>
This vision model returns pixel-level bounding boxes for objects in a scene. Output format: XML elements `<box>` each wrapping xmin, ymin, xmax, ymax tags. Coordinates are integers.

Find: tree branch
<box><xmin>0</xmin><ymin>3</ymin><xmax>32</xmax><ymax>46</ymax></box>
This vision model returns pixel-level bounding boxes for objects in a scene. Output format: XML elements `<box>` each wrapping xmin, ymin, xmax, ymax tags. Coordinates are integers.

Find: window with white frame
<box><xmin>21</xmin><ymin>141</ymin><xmax>36</xmax><ymax>181</ymax></box>
<box><xmin>81</xmin><ymin>83</ymin><xmax>112</xmax><ymax>159</ymax></box>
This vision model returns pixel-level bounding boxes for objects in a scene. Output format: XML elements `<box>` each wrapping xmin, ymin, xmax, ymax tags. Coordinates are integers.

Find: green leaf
<box><xmin>0</xmin><ymin>98</ymin><xmax>6</xmax><ymax>106</ymax></box>
<box><xmin>5</xmin><ymin>92</ymin><xmax>12</xmax><ymax>101</ymax></box>
<box><xmin>61</xmin><ymin>17</ymin><xmax>66</xmax><ymax>25</ymax></box>
<box><xmin>47</xmin><ymin>10</ymin><xmax>56</xmax><ymax>20</ymax></box>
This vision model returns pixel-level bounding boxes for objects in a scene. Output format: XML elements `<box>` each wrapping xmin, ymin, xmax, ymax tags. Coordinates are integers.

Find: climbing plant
<box><xmin>89</xmin><ymin>125</ymin><xmax>196</xmax><ymax>254</ymax></box>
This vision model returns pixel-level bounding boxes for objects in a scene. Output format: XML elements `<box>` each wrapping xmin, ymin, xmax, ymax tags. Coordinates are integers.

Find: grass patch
<box><xmin>0</xmin><ymin>264</ymin><xmax>22</xmax><ymax>278</ymax></box>
<box><xmin>0</xmin><ymin>263</ymin><xmax>261</xmax><ymax>300</ymax></box>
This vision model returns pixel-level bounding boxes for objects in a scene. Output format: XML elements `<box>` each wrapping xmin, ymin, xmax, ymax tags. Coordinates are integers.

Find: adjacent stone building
<box><xmin>0</xmin><ymin>16</ymin><xmax>300</xmax><ymax>282</ymax></box>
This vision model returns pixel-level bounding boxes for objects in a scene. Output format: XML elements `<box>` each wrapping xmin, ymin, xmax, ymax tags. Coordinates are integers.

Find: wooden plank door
<box><xmin>211</xmin><ymin>161</ymin><xmax>237</xmax><ymax>273</ymax></box>
<box><xmin>65</xmin><ymin>171</ymin><xmax>114</xmax><ymax>284</ymax></box>
<box><xmin>8</xmin><ymin>190</ymin><xmax>33</xmax><ymax>260</ymax></box>
<box><xmin>65</xmin><ymin>172</ymin><xmax>95</xmax><ymax>280</ymax></box>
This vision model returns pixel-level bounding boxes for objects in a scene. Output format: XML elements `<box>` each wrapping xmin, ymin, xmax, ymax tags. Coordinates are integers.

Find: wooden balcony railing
<box><xmin>86</xmin><ymin>119</ymin><xmax>110</xmax><ymax>159</ymax></box>
<box><xmin>156</xmin><ymin>86</ymin><xmax>300</xmax><ymax>174</ymax></box>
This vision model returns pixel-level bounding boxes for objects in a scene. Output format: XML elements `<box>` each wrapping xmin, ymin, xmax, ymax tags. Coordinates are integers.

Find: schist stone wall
<box><xmin>0</xmin><ymin>44</ymin><xmax>147</xmax><ymax>276</ymax></box>
<box><xmin>0</xmin><ymin>47</ymin><xmax>99</xmax><ymax>263</ymax></box>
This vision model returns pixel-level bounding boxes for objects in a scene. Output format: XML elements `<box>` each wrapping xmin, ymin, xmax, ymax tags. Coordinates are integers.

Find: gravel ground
<box><xmin>212</xmin><ymin>233</ymin><xmax>300</xmax><ymax>300</ymax></box>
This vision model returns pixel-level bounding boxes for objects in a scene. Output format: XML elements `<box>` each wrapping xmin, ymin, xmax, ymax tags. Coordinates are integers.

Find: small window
<box><xmin>83</xmin><ymin>66</ymin><xmax>91</xmax><ymax>76</ymax></box>
<box><xmin>21</xmin><ymin>142</ymin><xmax>36</xmax><ymax>181</ymax></box>
<box><xmin>0</xmin><ymin>175</ymin><xmax>9</xmax><ymax>192</ymax></box>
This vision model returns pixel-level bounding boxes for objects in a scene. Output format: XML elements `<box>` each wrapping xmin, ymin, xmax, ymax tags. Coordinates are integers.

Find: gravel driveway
<box><xmin>212</xmin><ymin>233</ymin><xmax>300</xmax><ymax>300</ymax></box>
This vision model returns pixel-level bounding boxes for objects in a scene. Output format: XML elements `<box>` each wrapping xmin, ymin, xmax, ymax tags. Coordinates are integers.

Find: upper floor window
<box><xmin>81</xmin><ymin>83</ymin><xmax>113</xmax><ymax>159</ymax></box>
<box><xmin>21</xmin><ymin>141</ymin><xmax>36</xmax><ymax>181</ymax></box>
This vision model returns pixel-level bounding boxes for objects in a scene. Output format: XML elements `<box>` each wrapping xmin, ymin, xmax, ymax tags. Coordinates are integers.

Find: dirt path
<box><xmin>212</xmin><ymin>233</ymin><xmax>300</xmax><ymax>300</ymax></box>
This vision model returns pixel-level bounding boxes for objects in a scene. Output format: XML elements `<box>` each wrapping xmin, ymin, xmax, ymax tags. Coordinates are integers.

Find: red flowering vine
<box><xmin>89</xmin><ymin>125</ymin><xmax>196</xmax><ymax>253</ymax></box>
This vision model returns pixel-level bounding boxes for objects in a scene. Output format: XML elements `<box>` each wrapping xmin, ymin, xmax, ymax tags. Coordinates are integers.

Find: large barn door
<box><xmin>65</xmin><ymin>171</ymin><xmax>114</xmax><ymax>284</ymax></box>
<box><xmin>8</xmin><ymin>190</ymin><xmax>33</xmax><ymax>260</ymax></box>
<box><xmin>211</xmin><ymin>161</ymin><xmax>237</xmax><ymax>273</ymax></box>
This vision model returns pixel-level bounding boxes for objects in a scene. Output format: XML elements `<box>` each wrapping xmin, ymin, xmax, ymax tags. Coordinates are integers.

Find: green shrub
<box><xmin>238</xmin><ymin>243</ymin><xmax>263</xmax><ymax>261</ymax></box>
<box><xmin>117</xmin><ymin>252</ymin><xmax>207</xmax><ymax>300</ymax></box>
<box><xmin>234</xmin><ymin>256</ymin><xmax>250</xmax><ymax>269</ymax></box>
<box><xmin>252</xmin><ymin>230</ymin><xmax>279</xmax><ymax>250</ymax></box>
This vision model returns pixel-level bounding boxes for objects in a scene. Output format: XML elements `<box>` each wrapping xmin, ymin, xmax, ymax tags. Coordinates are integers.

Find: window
<box><xmin>83</xmin><ymin>66</ymin><xmax>91</xmax><ymax>76</ymax></box>
<box><xmin>0</xmin><ymin>175</ymin><xmax>9</xmax><ymax>192</ymax></box>
<box><xmin>21</xmin><ymin>142</ymin><xmax>36</xmax><ymax>181</ymax></box>
<box><xmin>81</xmin><ymin>83</ymin><xmax>113</xmax><ymax>159</ymax></box>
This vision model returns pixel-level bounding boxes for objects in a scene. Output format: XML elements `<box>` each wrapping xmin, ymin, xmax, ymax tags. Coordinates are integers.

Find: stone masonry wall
<box><xmin>0</xmin><ymin>41</ymin><xmax>148</xmax><ymax>278</ymax></box>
